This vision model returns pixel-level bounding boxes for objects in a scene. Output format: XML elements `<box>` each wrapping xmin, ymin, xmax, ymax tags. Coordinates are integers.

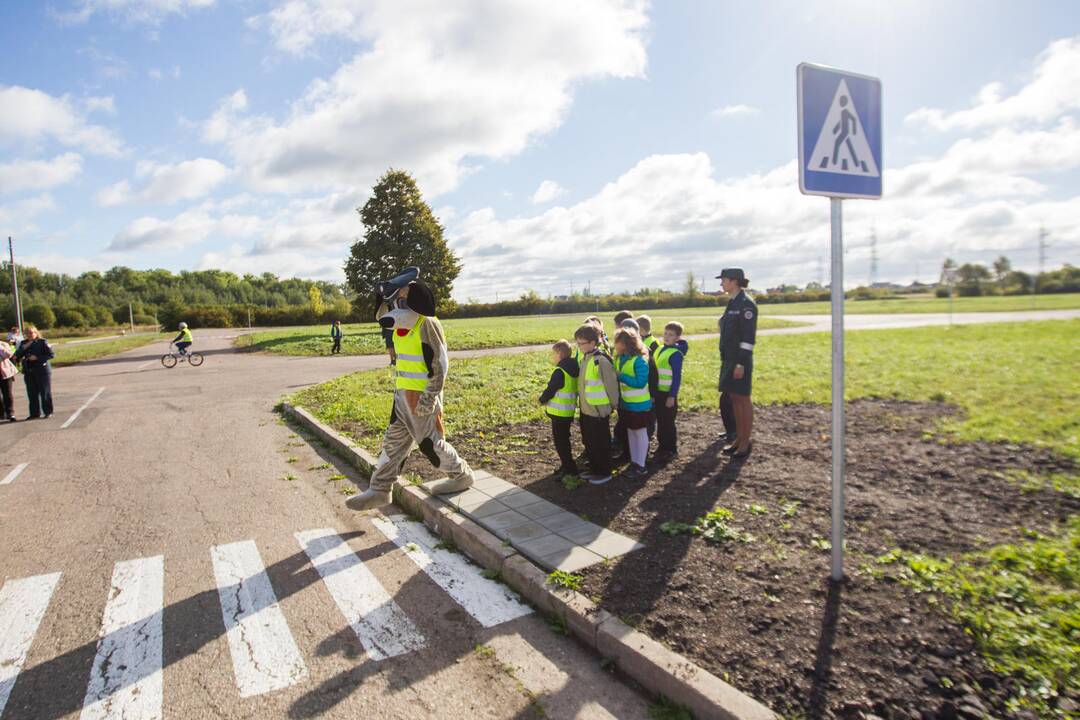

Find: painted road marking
<box><xmin>81</xmin><ymin>556</ymin><xmax>163</xmax><ymax>720</ymax></box>
<box><xmin>211</xmin><ymin>540</ymin><xmax>307</xmax><ymax>698</ymax></box>
<box><xmin>0</xmin><ymin>572</ymin><xmax>62</xmax><ymax>716</ymax></box>
<box><xmin>295</xmin><ymin>529</ymin><xmax>425</xmax><ymax>661</ymax></box>
<box><xmin>0</xmin><ymin>462</ymin><xmax>28</xmax><ymax>486</ymax></box>
<box><xmin>62</xmin><ymin>387</ymin><xmax>106</xmax><ymax>429</ymax></box>
<box><xmin>372</xmin><ymin>515</ymin><xmax>532</xmax><ymax>628</ymax></box>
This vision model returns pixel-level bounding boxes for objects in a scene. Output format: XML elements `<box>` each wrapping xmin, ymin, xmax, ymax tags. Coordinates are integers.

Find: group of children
<box><xmin>538</xmin><ymin>312</ymin><xmax>688</xmax><ymax>485</ymax></box>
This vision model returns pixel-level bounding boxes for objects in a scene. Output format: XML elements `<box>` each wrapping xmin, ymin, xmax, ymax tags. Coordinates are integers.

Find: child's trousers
<box><xmin>579</xmin><ymin>414</ymin><xmax>612</xmax><ymax>477</ymax></box>
<box><xmin>654</xmin><ymin>391</ymin><xmax>678</xmax><ymax>453</ymax></box>
<box><xmin>549</xmin><ymin>416</ymin><xmax>577</xmax><ymax>472</ymax></box>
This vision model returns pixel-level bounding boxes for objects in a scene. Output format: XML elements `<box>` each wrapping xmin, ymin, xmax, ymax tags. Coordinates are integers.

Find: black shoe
<box><xmin>722</xmin><ymin>443</ymin><xmax>739</xmax><ymax>455</ymax></box>
<box><xmin>730</xmin><ymin>442</ymin><xmax>753</xmax><ymax>459</ymax></box>
<box><xmin>652</xmin><ymin>449</ymin><xmax>677</xmax><ymax>462</ymax></box>
<box><xmin>6</xmin><ymin>416</ymin><xmax>15</xmax><ymax>423</ymax></box>
<box><xmin>25</xmin><ymin>415</ymin><xmax>40</xmax><ymax>421</ymax></box>
<box><xmin>611</xmin><ymin>453</ymin><xmax>631</xmax><ymax>465</ymax></box>
<box><xmin>43</xmin><ymin>414</ymin><xmax>52</xmax><ymax>419</ymax></box>
<box><xmin>724</xmin><ymin>432</ymin><xmax>737</xmax><ymax>443</ymax></box>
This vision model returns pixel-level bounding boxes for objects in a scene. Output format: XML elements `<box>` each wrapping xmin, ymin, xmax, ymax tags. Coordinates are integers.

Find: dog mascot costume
<box><xmin>346</xmin><ymin>267</ymin><xmax>476</xmax><ymax>511</ymax></box>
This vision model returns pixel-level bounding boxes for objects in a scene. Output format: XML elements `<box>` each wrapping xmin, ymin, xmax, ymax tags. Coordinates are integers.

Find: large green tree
<box><xmin>344</xmin><ymin>169</ymin><xmax>461</xmax><ymax>313</ymax></box>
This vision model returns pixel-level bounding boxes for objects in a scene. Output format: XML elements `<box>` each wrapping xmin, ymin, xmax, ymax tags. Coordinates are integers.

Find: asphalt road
<box><xmin>0</xmin><ymin>332</ymin><xmax>650</xmax><ymax>720</ymax></box>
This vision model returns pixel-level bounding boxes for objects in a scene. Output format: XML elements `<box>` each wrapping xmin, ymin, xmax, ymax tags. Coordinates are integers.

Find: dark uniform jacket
<box><xmin>13</xmin><ymin>338</ymin><xmax>54</xmax><ymax>371</ymax></box>
<box><xmin>719</xmin><ymin>291</ymin><xmax>757</xmax><ymax>367</ymax></box>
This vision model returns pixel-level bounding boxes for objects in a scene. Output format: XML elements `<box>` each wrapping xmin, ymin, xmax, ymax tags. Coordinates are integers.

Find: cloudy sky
<box><xmin>1</xmin><ymin>1</ymin><xmax>1078</xmax><ymax>301</ymax></box>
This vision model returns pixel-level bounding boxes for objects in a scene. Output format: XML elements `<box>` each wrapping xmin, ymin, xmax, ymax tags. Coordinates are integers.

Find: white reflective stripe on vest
<box><xmin>555</xmin><ymin>391</ymin><xmax>576</xmax><ymax>399</ymax></box>
<box><xmin>657</xmin><ymin>368</ymin><xmax>673</xmax><ymax>376</ymax></box>
<box><xmin>397</xmin><ymin>353</ymin><xmax>424</xmax><ymax>362</ymax></box>
<box><xmin>622</xmin><ymin>388</ymin><xmax>650</xmax><ymax>401</ymax></box>
<box><xmin>585</xmin><ymin>391</ymin><xmax>608</xmax><ymax>399</ymax></box>
<box><xmin>397</xmin><ymin>370</ymin><xmax>428</xmax><ymax>380</ymax></box>
<box><xmin>739</xmin><ymin>342</ymin><xmax>754</xmax><ymax>351</ymax></box>
<box><xmin>547</xmin><ymin>402</ymin><xmax>576</xmax><ymax>412</ymax></box>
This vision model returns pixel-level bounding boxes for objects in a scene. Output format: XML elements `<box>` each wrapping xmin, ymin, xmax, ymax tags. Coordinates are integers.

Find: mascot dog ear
<box><xmin>405</xmin><ymin>280</ymin><xmax>437</xmax><ymax>317</ymax></box>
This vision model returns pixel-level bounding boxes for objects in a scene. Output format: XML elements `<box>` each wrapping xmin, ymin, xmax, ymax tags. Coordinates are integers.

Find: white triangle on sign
<box><xmin>807</xmin><ymin>79</ymin><xmax>879</xmax><ymax>178</ymax></box>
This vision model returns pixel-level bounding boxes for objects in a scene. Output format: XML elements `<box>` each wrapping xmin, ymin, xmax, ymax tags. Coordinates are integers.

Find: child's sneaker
<box><xmin>622</xmin><ymin>463</ymin><xmax>647</xmax><ymax>480</ymax></box>
<box><xmin>583</xmin><ymin>472</ymin><xmax>612</xmax><ymax>486</ymax></box>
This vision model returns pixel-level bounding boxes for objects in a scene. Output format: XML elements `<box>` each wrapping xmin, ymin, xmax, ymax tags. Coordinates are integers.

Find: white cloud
<box><xmin>530</xmin><ymin>180</ymin><xmax>566</xmax><ymax>204</ymax></box>
<box><xmin>0</xmin><ymin>153</ymin><xmax>83</xmax><ymax>194</ymax></box>
<box><xmin>907</xmin><ymin>36</ymin><xmax>1080</xmax><ymax>131</ymax></box>
<box><xmin>0</xmin><ymin>194</ymin><xmax>57</xmax><ymax>236</ymax></box>
<box><xmin>211</xmin><ymin>0</ymin><xmax>648</xmax><ymax>195</ymax></box>
<box><xmin>97</xmin><ymin>158</ymin><xmax>230</xmax><ymax>206</ymax></box>
<box><xmin>83</xmin><ymin>96</ymin><xmax>116</xmax><ymax>115</ymax></box>
<box><xmin>107</xmin><ymin>209</ymin><xmax>220</xmax><ymax>252</ymax></box>
<box><xmin>711</xmin><ymin>104</ymin><xmax>759</xmax><ymax>118</ymax></box>
<box><xmin>0</xmin><ymin>85</ymin><xmax>123</xmax><ymax>156</ymax></box>
<box><xmin>58</xmin><ymin>0</ymin><xmax>216</xmax><ymax>25</ymax></box>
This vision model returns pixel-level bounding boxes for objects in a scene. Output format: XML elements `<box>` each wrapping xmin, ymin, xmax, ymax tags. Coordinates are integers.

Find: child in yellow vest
<box><xmin>538</xmin><ymin>340</ymin><xmax>580</xmax><ymax>477</ymax></box>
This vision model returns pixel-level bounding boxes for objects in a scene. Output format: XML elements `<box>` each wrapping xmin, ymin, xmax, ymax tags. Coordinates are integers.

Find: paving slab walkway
<box><xmin>426</xmin><ymin>471</ymin><xmax>643</xmax><ymax>572</ymax></box>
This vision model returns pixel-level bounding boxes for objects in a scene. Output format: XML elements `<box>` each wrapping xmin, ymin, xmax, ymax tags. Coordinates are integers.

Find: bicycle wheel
<box><xmin>188</xmin><ymin>352</ymin><xmax>204</xmax><ymax>367</ymax></box>
<box><xmin>161</xmin><ymin>353</ymin><xmax>178</xmax><ymax>368</ymax></box>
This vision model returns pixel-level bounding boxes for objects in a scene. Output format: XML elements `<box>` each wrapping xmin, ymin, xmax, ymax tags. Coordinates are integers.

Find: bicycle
<box><xmin>162</xmin><ymin>343</ymin><xmax>204</xmax><ymax>368</ymax></box>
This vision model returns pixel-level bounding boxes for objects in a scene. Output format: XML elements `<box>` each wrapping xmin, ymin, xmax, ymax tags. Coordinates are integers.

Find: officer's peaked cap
<box><xmin>716</xmin><ymin>267</ymin><xmax>747</xmax><ymax>282</ymax></box>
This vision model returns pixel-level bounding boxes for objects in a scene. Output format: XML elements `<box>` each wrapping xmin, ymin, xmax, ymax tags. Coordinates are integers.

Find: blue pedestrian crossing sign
<box><xmin>798</xmin><ymin>63</ymin><xmax>883</xmax><ymax>199</ymax></box>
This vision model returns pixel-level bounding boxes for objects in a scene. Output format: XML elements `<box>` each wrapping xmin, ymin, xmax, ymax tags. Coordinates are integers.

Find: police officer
<box><xmin>716</xmin><ymin>268</ymin><xmax>756</xmax><ymax>458</ymax></box>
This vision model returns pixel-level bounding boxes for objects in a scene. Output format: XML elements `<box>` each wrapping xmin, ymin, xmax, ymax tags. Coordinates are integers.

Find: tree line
<box><xmin>937</xmin><ymin>256</ymin><xmax>1079</xmax><ymax>297</ymax></box>
<box><xmin>0</xmin><ymin>265</ymin><xmax>352</xmax><ymax>330</ymax></box>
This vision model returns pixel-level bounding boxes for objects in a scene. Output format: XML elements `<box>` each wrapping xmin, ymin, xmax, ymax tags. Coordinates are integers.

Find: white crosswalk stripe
<box><xmin>81</xmin><ymin>556</ymin><xmax>164</xmax><ymax>720</ymax></box>
<box><xmin>371</xmin><ymin>515</ymin><xmax>533</xmax><ymax>627</ymax></box>
<box><xmin>0</xmin><ymin>523</ymin><xmax>535</xmax><ymax>711</ymax></box>
<box><xmin>211</xmin><ymin>539</ymin><xmax>308</xmax><ymax>698</ymax></box>
<box><xmin>295</xmin><ymin>528</ymin><xmax>426</xmax><ymax>661</ymax></box>
<box><xmin>0</xmin><ymin>572</ymin><xmax>62</xmax><ymax>717</ymax></box>
<box><xmin>0</xmin><ymin>463</ymin><xmax>28</xmax><ymax>486</ymax></box>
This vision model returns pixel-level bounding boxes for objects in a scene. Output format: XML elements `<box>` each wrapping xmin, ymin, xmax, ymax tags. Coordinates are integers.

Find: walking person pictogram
<box><xmin>823</xmin><ymin>95</ymin><xmax>868</xmax><ymax>172</ymax></box>
<box><xmin>805</xmin><ymin>78</ymin><xmax>880</xmax><ymax>179</ymax></box>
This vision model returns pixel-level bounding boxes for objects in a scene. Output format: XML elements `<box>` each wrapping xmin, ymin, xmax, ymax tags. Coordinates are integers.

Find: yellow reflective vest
<box><xmin>393</xmin><ymin>317</ymin><xmax>429</xmax><ymax>391</ymax></box>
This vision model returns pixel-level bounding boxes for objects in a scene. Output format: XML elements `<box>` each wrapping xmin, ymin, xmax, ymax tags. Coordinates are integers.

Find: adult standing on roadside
<box><xmin>330</xmin><ymin>320</ymin><xmax>343</xmax><ymax>354</ymax></box>
<box><xmin>717</xmin><ymin>268</ymin><xmax>757</xmax><ymax>458</ymax></box>
<box><xmin>13</xmin><ymin>324</ymin><xmax>54</xmax><ymax>420</ymax></box>
<box><xmin>0</xmin><ymin>339</ymin><xmax>18</xmax><ymax>422</ymax></box>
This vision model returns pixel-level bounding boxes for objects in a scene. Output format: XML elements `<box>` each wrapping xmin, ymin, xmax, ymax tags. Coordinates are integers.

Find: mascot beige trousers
<box><xmin>369</xmin><ymin>389</ymin><xmax>474</xmax><ymax>492</ymax></box>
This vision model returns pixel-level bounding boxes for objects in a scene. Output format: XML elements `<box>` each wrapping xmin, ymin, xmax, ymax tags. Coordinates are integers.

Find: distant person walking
<box><xmin>330</xmin><ymin>320</ymin><xmax>343</xmax><ymax>354</ymax></box>
<box><xmin>716</xmin><ymin>268</ymin><xmax>757</xmax><ymax>459</ymax></box>
<box><xmin>13</xmin><ymin>324</ymin><xmax>54</xmax><ymax>420</ymax></box>
<box><xmin>0</xmin><ymin>339</ymin><xmax>18</xmax><ymax>422</ymax></box>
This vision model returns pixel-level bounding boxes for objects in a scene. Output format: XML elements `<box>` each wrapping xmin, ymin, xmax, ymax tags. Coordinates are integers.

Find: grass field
<box><xmin>293</xmin><ymin>320</ymin><xmax>1080</xmax><ymax>459</ymax></box>
<box><xmin>293</xmin><ymin>319</ymin><xmax>1078</xmax><ymax>715</ymax></box>
<box><xmin>51</xmin><ymin>333</ymin><xmax>167</xmax><ymax>367</ymax></box>
<box><xmin>754</xmin><ymin>292</ymin><xmax>1080</xmax><ymax>316</ymax></box>
<box><xmin>237</xmin><ymin>313</ymin><xmax>802</xmax><ymax>356</ymax></box>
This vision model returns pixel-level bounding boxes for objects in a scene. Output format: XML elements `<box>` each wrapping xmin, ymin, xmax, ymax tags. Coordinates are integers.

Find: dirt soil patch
<box><xmin>392</xmin><ymin>400</ymin><xmax>1077</xmax><ymax>719</ymax></box>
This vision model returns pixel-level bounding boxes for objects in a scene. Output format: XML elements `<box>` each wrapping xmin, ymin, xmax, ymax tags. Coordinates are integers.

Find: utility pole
<box><xmin>128</xmin><ymin>302</ymin><xmax>135</xmax><ymax>332</ymax></box>
<box><xmin>1034</xmin><ymin>227</ymin><xmax>1050</xmax><ymax>306</ymax></box>
<box><xmin>8</xmin><ymin>238</ymin><xmax>23</xmax><ymax>331</ymax></box>
<box><xmin>868</xmin><ymin>229</ymin><xmax>878</xmax><ymax>287</ymax></box>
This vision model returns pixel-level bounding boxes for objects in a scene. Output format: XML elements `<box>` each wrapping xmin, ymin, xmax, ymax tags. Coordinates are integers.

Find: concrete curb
<box><xmin>281</xmin><ymin>402</ymin><xmax>776</xmax><ymax>720</ymax></box>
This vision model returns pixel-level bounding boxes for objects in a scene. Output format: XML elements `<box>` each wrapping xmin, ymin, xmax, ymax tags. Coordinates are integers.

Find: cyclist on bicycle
<box><xmin>172</xmin><ymin>322</ymin><xmax>194</xmax><ymax>355</ymax></box>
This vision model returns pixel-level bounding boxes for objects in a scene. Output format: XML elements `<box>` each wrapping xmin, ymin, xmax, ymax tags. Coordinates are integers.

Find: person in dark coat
<box><xmin>13</xmin><ymin>324</ymin><xmax>54</xmax><ymax>420</ymax></box>
<box><xmin>716</xmin><ymin>268</ymin><xmax>757</xmax><ymax>458</ymax></box>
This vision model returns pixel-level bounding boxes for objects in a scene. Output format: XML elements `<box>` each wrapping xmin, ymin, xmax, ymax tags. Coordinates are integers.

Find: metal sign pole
<box><xmin>830</xmin><ymin>198</ymin><xmax>845</xmax><ymax>581</ymax></box>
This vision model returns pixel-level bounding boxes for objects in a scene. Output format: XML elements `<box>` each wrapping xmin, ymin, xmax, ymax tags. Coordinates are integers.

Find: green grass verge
<box><xmin>292</xmin><ymin>320</ymin><xmax>1079</xmax><ymax>459</ymax></box>
<box><xmin>755</xmin><ymin>292</ymin><xmax>1080</xmax><ymax>316</ymax></box>
<box><xmin>876</xmin><ymin>517</ymin><xmax>1079</xmax><ymax>717</ymax></box>
<box><xmin>51</xmin><ymin>334</ymin><xmax>167</xmax><ymax>367</ymax></box>
<box><xmin>237</xmin><ymin>312</ymin><xmax>801</xmax><ymax>357</ymax></box>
